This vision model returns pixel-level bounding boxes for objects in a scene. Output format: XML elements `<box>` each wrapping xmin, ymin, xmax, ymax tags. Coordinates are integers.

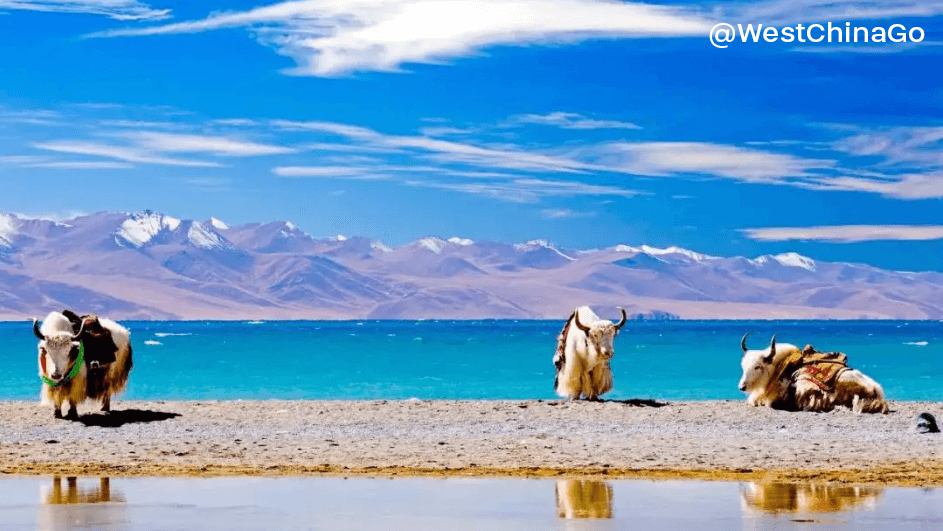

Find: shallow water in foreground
<box><xmin>1</xmin><ymin>476</ymin><xmax>942</xmax><ymax>530</ymax></box>
<box><xmin>2</xmin><ymin>320</ymin><xmax>941</xmax><ymax>401</ymax></box>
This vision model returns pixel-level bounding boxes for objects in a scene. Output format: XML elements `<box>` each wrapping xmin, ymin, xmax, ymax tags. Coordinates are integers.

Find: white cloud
<box><xmin>506</xmin><ymin>112</ymin><xmax>641</xmax><ymax>130</ymax></box>
<box><xmin>731</xmin><ymin>0</ymin><xmax>943</xmax><ymax>24</ymax></box>
<box><xmin>33</xmin><ymin>140</ymin><xmax>222</xmax><ymax>167</ymax></box>
<box><xmin>742</xmin><ymin>224</ymin><xmax>943</xmax><ymax>243</ymax></box>
<box><xmin>540</xmin><ymin>208</ymin><xmax>597</xmax><ymax>219</ymax></box>
<box><xmin>419</xmin><ymin>126</ymin><xmax>476</xmax><ymax>137</ymax></box>
<box><xmin>802</xmin><ymin>172</ymin><xmax>943</xmax><ymax>199</ymax></box>
<box><xmin>92</xmin><ymin>0</ymin><xmax>713</xmax><ymax>76</ymax></box>
<box><xmin>405</xmin><ymin>178</ymin><xmax>641</xmax><ymax>203</ymax></box>
<box><xmin>830</xmin><ymin>126</ymin><xmax>943</xmax><ymax>168</ymax></box>
<box><xmin>273</xmin><ymin>166</ymin><xmax>389</xmax><ymax>179</ymax></box>
<box><xmin>30</xmin><ymin>160</ymin><xmax>132</xmax><ymax>169</ymax></box>
<box><xmin>126</xmin><ymin>131</ymin><xmax>295</xmax><ymax>156</ymax></box>
<box><xmin>574</xmin><ymin>141</ymin><xmax>832</xmax><ymax>181</ymax></box>
<box><xmin>0</xmin><ymin>0</ymin><xmax>169</xmax><ymax>20</ymax></box>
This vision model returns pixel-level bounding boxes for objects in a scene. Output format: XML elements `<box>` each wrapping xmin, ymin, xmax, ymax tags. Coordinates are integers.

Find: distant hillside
<box><xmin>1</xmin><ymin>211</ymin><xmax>941</xmax><ymax>320</ymax></box>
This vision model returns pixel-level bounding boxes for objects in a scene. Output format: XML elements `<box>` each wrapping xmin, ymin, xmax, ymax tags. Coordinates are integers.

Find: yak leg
<box><xmin>53</xmin><ymin>402</ymin><xmax>63</xmax><ymax>419</ymax></box>
<box><xmin>589</xmin><ymin>365</ymin><xmax>613</xmax><ymax>400</ymax></box>
<box><xmin>579</xmin><ymin>370</ymin><xmax>594</xmax><ymax>400</ymax></box>
<box><xmin>101</xmin><ymin>395</ymin><xmax>111</xmax><ymax>413</ymax></box>
<box><xmin>65</xmin><ymin>400</ymin><xmax>79</xmax><ymax>421</ymax></box>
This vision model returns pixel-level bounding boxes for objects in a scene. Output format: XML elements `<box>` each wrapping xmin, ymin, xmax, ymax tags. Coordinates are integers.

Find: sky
<box><xmin>0</xmin><ymin>0</ymin><xmax>942</xmax><ymax>270</ymax></box>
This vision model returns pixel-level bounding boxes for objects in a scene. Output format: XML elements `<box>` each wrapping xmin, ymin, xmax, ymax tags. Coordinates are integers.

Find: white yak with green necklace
<box><xmin>34</xmin><ymin>311</ymin><xmax>88</xmax><ymax>420</ymax></box>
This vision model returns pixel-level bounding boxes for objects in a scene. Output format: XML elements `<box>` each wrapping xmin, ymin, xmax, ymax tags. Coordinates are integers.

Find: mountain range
<box><xmin>0</xmin><ymin>211</ymin><xmax>940</xmax><ymax>320</ymax></box>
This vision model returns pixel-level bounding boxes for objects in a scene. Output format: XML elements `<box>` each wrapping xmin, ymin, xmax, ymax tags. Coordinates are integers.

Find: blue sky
<box><xmin>0</xmin><ymin>0</ymin><xmax>942</xmax><ymax>270</ymax></box>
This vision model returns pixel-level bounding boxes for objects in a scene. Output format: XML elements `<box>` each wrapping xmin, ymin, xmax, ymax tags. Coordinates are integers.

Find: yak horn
<box><xmin>71</xmin><ymin>319</ymin><xmax>86</xmax><ymax>341</ymax></box>
<box><xmin>33</xmin><ymin>319</ymin><xmax>44</xmax><ymax>341</ymax></box>
<box><xmin>573</xmin><ymin>311</ymin><xmax>591</xmax><ymax>332</ymax></box>
<box><xmin>766</xmin><ymin>334</ymin><xmax>778</xmax><ymax>360</ymax></box>
<box><xmin>614</xmin><ymin>308</ymin><xmax>627</xmax><ymax>330</ymax></box>
<box><xmin>741</xmin><ymin>332</ymin><xmax>750</xmax><ymax>354</ymax></box>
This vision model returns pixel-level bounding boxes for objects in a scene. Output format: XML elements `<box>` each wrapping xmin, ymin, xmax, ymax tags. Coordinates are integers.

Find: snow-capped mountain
<box><xmin>0</xmin><ymin>211</ymin><xmax>941</xmax><ymax>320</ymax></box>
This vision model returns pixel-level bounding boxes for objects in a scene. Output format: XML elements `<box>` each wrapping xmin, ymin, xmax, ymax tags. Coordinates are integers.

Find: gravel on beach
<box><xmin>2</xmin><ymin>399</ymin><xmax>942</xmax><ymax>486</ymax></box>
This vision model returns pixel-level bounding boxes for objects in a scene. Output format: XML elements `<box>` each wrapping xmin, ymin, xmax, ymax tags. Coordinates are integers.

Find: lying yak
<box><xmin>738</xmin><ymin>333</ymin><xmax>888</xmax><ymax>414</ymax></box>
<box><xmin>553</xmin><ymin>306</ymin><xmax>627</xmax><ymax>401</ymax></box>
<box><xmin>34</xmin><ymin>310</ymin><xmax>133</xmax><ymax>418</ymax></box>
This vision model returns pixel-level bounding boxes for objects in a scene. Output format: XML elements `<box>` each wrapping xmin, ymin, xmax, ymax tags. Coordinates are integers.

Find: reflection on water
<box><xmin>741</xmin><ymin>482</ymin><xmax>883</xmax><ymax>514</ymax></box>
<box><xmin>0</xmin><ymin>476</ymin><xmax>936</xmax><ymax>530</ymax></box>
<box><xmin>555</xmin><ymin>480</ymin><xmax>613</xmax><ymax>519</ymax></box>
<box><xmin>43</xmin><ymin>477</ymin><xmax>124</xmax><ymax>505</ymax></box>
<box><xmin>39</xmin><ymin>477</ymin><xmax>127</xmax><ymax>531</ymax></box>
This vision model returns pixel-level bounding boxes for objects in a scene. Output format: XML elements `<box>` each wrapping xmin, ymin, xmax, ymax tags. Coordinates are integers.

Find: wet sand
<box><xmin>2</xmin><ymin>400</ymin><xmax>942</xmax><ymax>486</ymax></box>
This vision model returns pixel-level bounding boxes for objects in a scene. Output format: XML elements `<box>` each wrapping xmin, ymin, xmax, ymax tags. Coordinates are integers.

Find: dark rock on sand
<box><xmin>915</xmin><ymin>412</ymin><xmax>940</xmax><ymax>434</ymax></box>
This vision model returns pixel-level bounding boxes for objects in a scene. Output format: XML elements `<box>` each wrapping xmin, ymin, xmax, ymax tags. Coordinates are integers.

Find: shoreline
<box><xmin>3</xmin><ymin>399</ymin><xmax>943</xmax><ymax>487</ymax></box>
<box><xmin>7</xmin><ymin>463</ymin><xmax>943</xmax><ymax>488</ymax></box>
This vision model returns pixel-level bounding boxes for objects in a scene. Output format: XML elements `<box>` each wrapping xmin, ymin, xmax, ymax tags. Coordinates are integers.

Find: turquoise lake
<box><xmin>1</xmin><ymin>320</ymin><xmax>941</xmax><ymax>401</ymax></box>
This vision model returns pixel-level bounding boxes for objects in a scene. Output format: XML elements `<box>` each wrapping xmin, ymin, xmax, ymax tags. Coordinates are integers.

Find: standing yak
<box><xmin>553</xmin><ymin>306</ymin><xmax>627</xmax><ymax>401</ymax></box>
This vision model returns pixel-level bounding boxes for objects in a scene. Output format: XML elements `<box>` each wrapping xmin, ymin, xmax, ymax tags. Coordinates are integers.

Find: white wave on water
<box><xmin>904</xmin><ymin>341</ymin><xmax>929</xmax><ymax>346</ymax></box>
<box><xmin>144</xmin><ymin>340</ymin><xmax>162</xmax><ymax>346</ymax></box>
<box><xmin>154</xmin><ymin>333</ymin><xmax>192</xmax><ymax>337</ymax></box>
<box><xmin>247</xmin><ymin>320</ymin><xmax>264</xmax><ymax>325</ymax></box>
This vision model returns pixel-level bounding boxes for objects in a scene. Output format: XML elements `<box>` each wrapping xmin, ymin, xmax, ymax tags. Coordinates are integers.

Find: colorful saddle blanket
<box><xmin>793</xmin><ymin>346</ymin><xmax>849</xmax><ymax>391</ymax></box>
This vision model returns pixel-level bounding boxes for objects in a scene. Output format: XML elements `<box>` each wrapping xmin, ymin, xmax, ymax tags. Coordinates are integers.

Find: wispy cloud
<box><xmin>730</xmin><ymin>0</ymin><xmax>943</xmax><ymax>24</ymax></box>
<box><xmin>0</xmin><ymin>0</ymin><xmax>169</xmax><ymax>20</ymax></box>
<box><xmin>34</xmin><ymin>140</ymin><xmax>222</xmax><ymax>167</ymax></box>
<box><xmin>30</xmin><ymin>160</ymin><xmax>132</xmax><ymax>169</ymax></box>
<box><xmin>742</xmin><ymin>224</ymin><xmax>943</xmax><ymax>243</ymax></box>
<box><xmin>91</xmin><ymin>0</ymin><xmax>713</xmax><ymax>76</ymax></box>
<box><xmin>126</xmin><ymin>132</ymin><xmax>295</xmax><ymax>156</ymax></box>
<box><xmin>573</xmin><ymin>141</ymin><xmax>832</xmax><ymax>181</ymax></box>
<box><xmin>830</xmin><ymin>125</ymin><xmax>943</xmax><ymax>168</ymax></box>
<box><xmin>419</xmin><ymin>126</ymin><xmax>477</xmax><ymax>137</ymax></box>
<box><xmin>273</xmin><ymin>166</ymin><xmax>389</xmax><ymax>179</ymax></box>
<box><xmin>540</xmin><ymin>208</ymin><xmax>597</xmax><ymax>219</ymax></box>
<box><xmin>405</xmin><ymin>178</ymin><xmax>641</xmax><ymax>203</ymax></box>
<box><xmin>506</xmin><ymin>112</ymin><xmax>641</xmax><ymax>130</ymax></box>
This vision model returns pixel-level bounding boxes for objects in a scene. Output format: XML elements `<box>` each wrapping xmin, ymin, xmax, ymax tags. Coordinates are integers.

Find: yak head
<box><xmin>573</xmin><ymin>308</ymin><xmax>627</xmax><ymax>361</ymax></box>
<box><xmin>34</xmin><ymin>317</ymin><xmax>84</xmax><ymax>384</ymax></box>
<box><xmin>738</xmin><ymin>332</ymin><xmax>801</xmax><ymax>397</ymax></box>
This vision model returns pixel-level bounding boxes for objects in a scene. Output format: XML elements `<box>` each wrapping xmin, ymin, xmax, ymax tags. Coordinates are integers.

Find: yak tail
<box><xmin>852</xmin><ymin>395</ymin><xmax>889</xmax><ymax>415</ymax></box>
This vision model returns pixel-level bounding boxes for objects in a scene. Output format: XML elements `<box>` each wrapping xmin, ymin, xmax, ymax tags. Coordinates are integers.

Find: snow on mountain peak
<box><xmin>775</xmin><ymin>252</ymin><xmax>816</xmax><ymax>271</ymax></box>
<box><xmin>188</xmin><ymin>221</ymin><xmax>233</xmax><ymax>250</ymax></box>
<box><xmin>447</xmin><ymin>237</ymin><xmax>474</xmax><ymax>246</ymax></box>
<box><xmin>753</xmin><ymin>252</ymin><xmax>816</xmax><ymax>271</ymax></box>
<box><xmin>116</xmin><ymin>212</ymin><xmax>181</xmax><ymax>248</ymax></box>
<box><xmin>639</xmin><ymin>245</ymin><xmax>717</xmax><ymax>262</ymax></box>
<box><xmin>210</xmin><ymin>217</ymin><xmax>229</xmax><ymax>230</ymax></box>
<box><xmin>0</xmin><ymin>213</ymin><xmax>18</xmax><ymax>248</ymax></box>
<box><xmin>285</xmin><ymin>221</ymin><xmax>297</xmax><ymax>230</ymax></box>
<box><xmin>418</xmin><ymin>237</ymin><xmax>447</xmax><ymax>253</ymax></box>
<box><xmin>514</xmin><ymin>239</ymin><xmax>575</xmax><ymax>261</ymax></box>
<box><xmin>614</xmin><ymin>244</ymin><xmax>641</xmax><ymax>253</ymax></box>
<box><xmin>371</xmin><ymin>240</ymin><xmax>392</xmax><ymax>253</ymax></box>
<box><xmin>335</xmin><ymin>234</ymin><xmax>348</xmax><ymax>242</ymax></box>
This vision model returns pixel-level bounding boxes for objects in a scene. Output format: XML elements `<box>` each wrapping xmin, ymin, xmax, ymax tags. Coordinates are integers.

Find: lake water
<box><xmin>1</xmin><ymin>320</ymin><xmax>941</xmax><ymax>401</ymax></box>
<box><xmin>0</xmin><ymin>476</ymin><xmax>941</xmax><ymax>530</ymax></box>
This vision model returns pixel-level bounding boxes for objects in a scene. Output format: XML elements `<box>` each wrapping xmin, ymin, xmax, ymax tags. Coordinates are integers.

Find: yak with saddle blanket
<box><xmin>61</xmin><ymin>310</ymin><xmax>134</xmax><ymax>412</ymax></box>
<box><xmin>739</xmin><ymin>334</ymin><xmax>888</xmax><ymax>413</ymax></box>
<box><xmin>789</xmin><ymin>343</ymin><xmax>888</xmax><ymax>413</ymax></box>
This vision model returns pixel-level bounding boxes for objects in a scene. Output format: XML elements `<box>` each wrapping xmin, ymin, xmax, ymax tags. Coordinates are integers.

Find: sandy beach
<box><xmin>2</xmin><ymin>399</ymin><xmax>942</xmax><ymax>486</ymax></box>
